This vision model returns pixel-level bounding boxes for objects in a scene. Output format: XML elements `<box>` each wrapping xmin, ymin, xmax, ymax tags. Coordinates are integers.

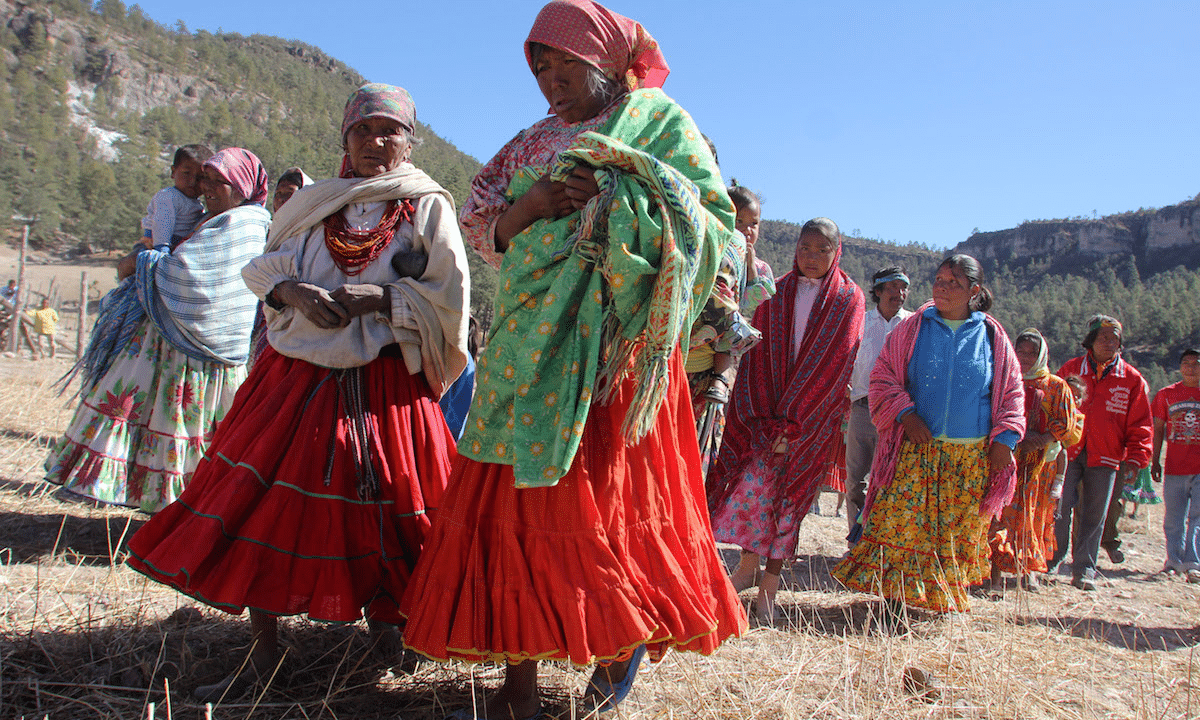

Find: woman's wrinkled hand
<box><xmin>988</xmin><ymin>442</ymin><xmax>1014</xmax><ymax>476</ymax></box>
<box><xmin>330</xmin><ymin>284</ymin><xmax>389</xmax><ymax>319</ymax></box>
<box><xmin>899</xmin><ymin>411</ymin><xmax>933</xmax><ymax>444</ymax></box>
<box><xmin>563</xmin><ymin>165</ymin><xmax>601</xmax><ymax>210</ymax></box>
<box><xmin>522</xmin><ymin>173</ymin><xmax>577</xmax><ymax>220</ymax></box>
<box><xmin>116</xmin><ymin>250</ymin><xmax>139</xmax><ymax>280</ymax></box>
<box><xmin>702</xmin><ymin>374</ymin><xmax>730</xmax><ymax>404</ymax></box>
<box><xmin>273</xmin><ymin>280</ymin><xmax>349</xmax><ymax>329</ymax></box>
<box><xmin>494</xmin><ymin>173</ymin><xmax>577</xmax><ymax>252</ymax></box>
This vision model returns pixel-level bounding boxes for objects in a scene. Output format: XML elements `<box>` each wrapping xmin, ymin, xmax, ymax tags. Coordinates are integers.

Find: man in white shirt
<box><xmin>845</xmin><ymin>266</ymin><xmax>912</xmax><ymax>544</ymax></box>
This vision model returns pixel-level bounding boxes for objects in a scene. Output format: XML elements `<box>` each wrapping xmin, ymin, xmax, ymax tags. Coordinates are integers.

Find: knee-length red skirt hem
<box><xmin>400</xmin><ymin>353</ymin><xmax>747</xmax><ymax>667</ymax></box>
<box><xmin>126</xmin><ymin>346</ymin><xmax>455</xmax><ymax>626</ymax></box>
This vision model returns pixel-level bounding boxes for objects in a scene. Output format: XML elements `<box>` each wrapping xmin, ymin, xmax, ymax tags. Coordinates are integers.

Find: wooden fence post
<box><xmin>77</xmin><ymin>271</ymin><xmax>88</xmax><ymax>360</ymax></box>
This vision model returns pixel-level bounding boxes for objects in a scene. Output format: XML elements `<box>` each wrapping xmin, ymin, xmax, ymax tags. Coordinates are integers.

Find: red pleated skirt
<box><xmin>822</xmin><ymin>437</ymin><xmax>848</xmax><ymax>494</ymax></box>
<box><xmin>400</xmin><ymin>352</ymin><xmax>746</xmax><ymax>666</ymax></box>
<box><xmin>127</xmin><ymin>346</ymin><xmax>455</xmax><ymax>625</ymax></box>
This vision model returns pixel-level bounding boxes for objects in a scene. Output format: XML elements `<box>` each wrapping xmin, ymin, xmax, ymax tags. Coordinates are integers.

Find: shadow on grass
<box><xmin>1017</xmin><ymin>614</ymin><xmax>1200</xmax><ymax>652</ymax></box>
<box><xmin>0</xmin><ymin>427</ymin><xmax>57</xmax><ymax>444</ymax></box>
<box><xmin>785</xmin><ymin>553</ymin><xmax>844</xmax><ymax>592</ymax></box>
<box><xmin>0</xmin><ymin>609</ymin><xmax>511</xmax><ymax>720</ymax></box>
<box><xmin>716</xmin><ymin>546</ymin><xmax>918</xmax><ymax>638</ymax></box>
<box><xmin>715</xmin><ymin>547</ymin><xmax>844</xmax><ymax>592</ymax></box>
<box><xmin>774</xmin><ymin>598</ymin><xmax>881</xmax><ymax>636</ymax></box>
<box><xmin>0</xmin><ymin>480</ymin><xmax>145</xmax><ymax>565</ymax></box>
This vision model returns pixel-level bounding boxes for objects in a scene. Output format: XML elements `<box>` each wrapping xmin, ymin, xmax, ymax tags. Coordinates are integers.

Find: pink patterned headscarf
<box><xmin>204</xmin><ymin>148</ymin><xmax>269</xmax><ymax>206</ymax></box>
<box><xmin>341</xmin><ymin>83</ymin><xmax>416</xmax><ymax>142</ymax></box>
<box><xmin>525</xmin><ymin>0</ymin><xmax>670</xmax><ymax>91</ymax></box>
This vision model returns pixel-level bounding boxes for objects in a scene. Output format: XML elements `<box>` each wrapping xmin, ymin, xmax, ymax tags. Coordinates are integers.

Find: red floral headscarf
<box><xmin>524</xmin><ymin>0</ymin><xmax>670</xmax><ymax>91</ymax></box>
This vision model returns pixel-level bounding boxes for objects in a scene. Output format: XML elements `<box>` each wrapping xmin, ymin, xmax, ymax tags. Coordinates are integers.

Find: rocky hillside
<box><xmin>956</xmin><ymin>194</ymin><xmax>1200</xmax><ymax>275</ymax></box>
<box><xmin>1</xmin><ymin>0</ymin><xmax>492</xmax><ymax>307</ymax></box>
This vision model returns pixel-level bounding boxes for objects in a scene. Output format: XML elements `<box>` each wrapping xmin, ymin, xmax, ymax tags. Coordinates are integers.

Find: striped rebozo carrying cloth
<box><xmin>63</xmin><ymin>204</ymin><xmax>269</xmax><ymax>395</ymax></box>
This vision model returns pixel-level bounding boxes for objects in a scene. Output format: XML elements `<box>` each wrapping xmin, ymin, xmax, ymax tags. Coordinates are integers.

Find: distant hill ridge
<box><xmin>957</xmin><ymin>194</ymin><xmax>1200</xmax><ymax>276</ymax></box>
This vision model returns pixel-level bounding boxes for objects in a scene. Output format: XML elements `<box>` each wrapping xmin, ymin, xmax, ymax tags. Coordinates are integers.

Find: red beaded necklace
<box><xmin>322</xmin><ymin>199</ymin><xmax>414</xmax><ymax>276</ymax></box>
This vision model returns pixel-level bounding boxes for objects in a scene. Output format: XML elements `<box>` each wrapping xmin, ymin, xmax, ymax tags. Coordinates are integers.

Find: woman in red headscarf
<box><xmin>127</xmin><ymin>84</ymin><xmax>470</xmax><ymax>700</ymax></box>
<box><xmin>706</xmin><ymin>218</ymin><xmax>865</xmax><ymax>625</ymax></box>
<box><xmin>401</xmin><ymin>2</ymin><xmax>744</xmax><ymax>718</ymax></box>
<box><xmin>46</xmin><ymin>148</ymin><xmax>270</xmax><ymax>513</ymax></box>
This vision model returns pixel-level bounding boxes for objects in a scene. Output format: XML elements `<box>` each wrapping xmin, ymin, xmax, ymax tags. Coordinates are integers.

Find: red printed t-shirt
<box><xmin>1152</xmin><ymin>382</ymin><xmax>1200</xmax><ymax>475</ymax></box>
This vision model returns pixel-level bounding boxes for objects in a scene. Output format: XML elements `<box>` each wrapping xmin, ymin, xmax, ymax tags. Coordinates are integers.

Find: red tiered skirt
<box><xmin>401</xmin><ymin>352</ymin><xmax>746</xmax><ymax>666</ymax></box>
<box><xmin>822</xmin><ymin>436</ymin><xmax>848</xmax><ymax>494</ymax></box>
<box><xmin>127</xmin><ymin>346</ymin><xmax>455</xmax><ymax>625</ymax></box>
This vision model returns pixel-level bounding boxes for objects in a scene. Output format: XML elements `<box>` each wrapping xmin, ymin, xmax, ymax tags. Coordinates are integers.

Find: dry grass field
<box><xmin>2</xmin><ymin>356</ymin><xmax>1197</xmax><ymax>720</ymax></box>
<box><xmin>1</xmin><ymin>250</ymin><xmax>1198</xmax><ymax>718</ymax></box>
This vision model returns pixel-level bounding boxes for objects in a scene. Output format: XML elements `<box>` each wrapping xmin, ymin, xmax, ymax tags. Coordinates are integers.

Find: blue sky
<box><xmin>129</xmin><ymin>0</ymin><xmax>1199</xmax><ymax>249</ymax></box>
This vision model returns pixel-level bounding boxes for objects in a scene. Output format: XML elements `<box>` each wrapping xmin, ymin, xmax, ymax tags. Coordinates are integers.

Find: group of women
<box><xmin>39</xmin><ymin>0</ymin><xmax>1078</xmax><ymax>716</ymax></box>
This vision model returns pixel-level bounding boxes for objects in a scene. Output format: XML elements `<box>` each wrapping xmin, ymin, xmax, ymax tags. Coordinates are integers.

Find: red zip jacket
<box><xmin>1058</xmin><ymin>353</ymin><xmax>1153</xmax><ymax>469</ymax></box>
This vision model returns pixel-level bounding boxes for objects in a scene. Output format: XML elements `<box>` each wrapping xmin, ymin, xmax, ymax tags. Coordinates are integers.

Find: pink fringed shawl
<box><xmin>863</xmin><ymin>301</ymin><xmax>1025</xmax><ymax>521</ymax></box>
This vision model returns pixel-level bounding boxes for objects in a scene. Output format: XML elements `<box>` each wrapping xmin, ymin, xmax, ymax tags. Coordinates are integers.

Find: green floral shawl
<box><xmin>459</xmin><ymin>89</ymin><xmax>734</xmax><ymax>488</ymax></box>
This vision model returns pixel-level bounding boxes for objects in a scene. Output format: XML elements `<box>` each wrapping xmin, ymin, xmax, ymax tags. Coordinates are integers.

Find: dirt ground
<box><xmin>0</xmin><ymin>245</ymin><xmax>121</xmax><ymax>360</ymax></box>
<box><xmin>0</xmin><ymin>347</ymin><xmax>1198</xmax><ymax>718</ymax></box>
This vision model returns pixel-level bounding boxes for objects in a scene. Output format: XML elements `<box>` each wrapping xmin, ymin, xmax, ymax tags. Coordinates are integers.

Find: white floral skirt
<box><xmin>45</xmin><ymin>321</ymin><xmax>246</xmax><ymax>513</ymax></box>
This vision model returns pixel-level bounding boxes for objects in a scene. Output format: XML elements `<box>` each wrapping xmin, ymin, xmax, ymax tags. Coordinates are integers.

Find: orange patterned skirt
<box><xmin>401</xmin><ymin>352</ymin><xmax>746</xmax><ymax>665</ymax></box>
<box><xmin>988</xmin><ymin>449</ymin><xmax>1055</xmax><ymax>575</ymax></box>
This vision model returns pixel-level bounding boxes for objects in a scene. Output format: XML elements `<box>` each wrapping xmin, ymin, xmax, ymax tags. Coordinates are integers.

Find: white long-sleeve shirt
<box><xmin>849</xmin><ymin>305</ymin><xmax>913</xmax><ymax>401</ymax></box>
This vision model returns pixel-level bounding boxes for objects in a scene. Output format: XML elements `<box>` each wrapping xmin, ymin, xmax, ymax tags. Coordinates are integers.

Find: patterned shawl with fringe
<box><xmin>458</xmin><ymin>88</ymin><xmax>732</xmax><ymax>488</ymax></box>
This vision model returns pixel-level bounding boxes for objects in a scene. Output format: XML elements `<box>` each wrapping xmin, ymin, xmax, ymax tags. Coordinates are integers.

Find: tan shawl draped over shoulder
<box><xmin>243</xmin><ymin>164</ymin><xmax>469</xmax><ymax>395</ymax></box>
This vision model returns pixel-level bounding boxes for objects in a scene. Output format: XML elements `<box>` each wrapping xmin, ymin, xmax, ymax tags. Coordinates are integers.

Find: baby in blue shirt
<box><xmin>137</xmin><ymin>144</ymin><xmax>213</xmax><ymax>252</ymax></box>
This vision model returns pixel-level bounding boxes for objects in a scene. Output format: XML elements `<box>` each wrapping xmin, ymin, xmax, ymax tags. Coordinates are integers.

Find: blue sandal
<box><xmin>583</xmin><ymin>644</ymin><xmax>647</xmax><ymax>713</ymax></box>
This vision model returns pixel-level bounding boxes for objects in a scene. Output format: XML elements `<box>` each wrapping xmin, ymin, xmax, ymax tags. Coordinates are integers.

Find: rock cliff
<box><xmin>955</xmin><ymin>195</ymin><xmax>1200</xmax><ymax>267</ymax></box>
<box><xmin>3</xmin><ymin>0</ymin><xmax>355</xmax><ymax>158</ymax></box>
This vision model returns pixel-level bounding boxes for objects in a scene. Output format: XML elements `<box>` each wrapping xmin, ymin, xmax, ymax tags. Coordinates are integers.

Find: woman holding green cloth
<box><xmin>401</xmin><ymin>1</ymin><xmax>745</xmax><ymax>718</ymax></box>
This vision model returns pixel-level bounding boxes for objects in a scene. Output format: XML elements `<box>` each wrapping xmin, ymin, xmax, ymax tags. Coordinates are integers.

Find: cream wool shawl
<box><xmin>246</xmin><ymin>164</ymin><xmax>469</xmax><ymax>395</ymax></box>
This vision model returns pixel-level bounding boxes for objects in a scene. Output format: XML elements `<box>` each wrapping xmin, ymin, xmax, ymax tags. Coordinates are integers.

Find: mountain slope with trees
<box><xmin>0</xmin><ymin>0</ymin><xmax>494</xmax><ymax>309</ymax></box>
<box><xmin>4</xmin><ymin>0</ymin><xmax>1198</xmax><ymax>390</ymax></box>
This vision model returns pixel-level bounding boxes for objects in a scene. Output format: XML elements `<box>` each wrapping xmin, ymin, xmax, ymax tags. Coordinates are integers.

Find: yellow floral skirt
<box><xmin>833</xmin><ymin>439</ymin><xmax>990</xmax><ymax>612</ymax></box>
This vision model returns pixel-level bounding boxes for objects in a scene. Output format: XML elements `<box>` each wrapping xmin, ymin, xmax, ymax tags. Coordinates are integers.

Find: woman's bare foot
<box><xmin>195</xmin><ymin>610</ymin><xmax>282</xmax><ymax>702</ymax></box>
<box><xmin>464</xmin><ymin>660</ymin><xmax>539</xmax><ymax>720</ymax></box>
<box><xmin>754</xmin><ymin>571</ymin><xmax>781</xmax><ymax>627</ymax></box>
<box><xmin>367</xmin><ymin>619</ymin><xmax>403</xmax><ymax>665</ymax></box>
<box><xmin>193</xmin><ymin>649</ymin><xmax>282</xmax><ymax>703</ymax></box>
<box><xmin>729</xmin><ymin>551</ymin><xmax>760</xmax><ymax>593</ymax></box>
